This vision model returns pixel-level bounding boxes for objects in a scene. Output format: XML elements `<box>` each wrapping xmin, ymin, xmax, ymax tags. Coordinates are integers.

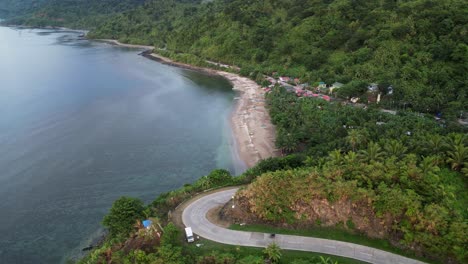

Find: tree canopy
<box><xmin>102</xmin><ymin>196</ymin><xmax>145</xmax><ymax>238</ymax></box>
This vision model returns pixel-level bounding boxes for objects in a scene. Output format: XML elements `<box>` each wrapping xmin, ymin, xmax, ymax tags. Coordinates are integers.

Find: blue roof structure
<box><xmin>142</xmin><ymin>219</ymin><xmax>152</xmax><ymax>228</ymax></box>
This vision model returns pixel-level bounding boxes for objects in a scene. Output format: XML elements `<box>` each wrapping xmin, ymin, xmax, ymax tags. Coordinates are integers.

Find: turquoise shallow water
<box><xmin>0</xmin><ymin>27</ymin><xmax>241</xmax><ymax>263</ymax></box>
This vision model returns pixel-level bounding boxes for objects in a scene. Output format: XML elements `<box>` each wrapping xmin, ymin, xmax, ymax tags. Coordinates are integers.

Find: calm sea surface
<box><xmin>0</xmin><ymin>26</ymin><xmax>242</xmax><ymax>263</ymax></box>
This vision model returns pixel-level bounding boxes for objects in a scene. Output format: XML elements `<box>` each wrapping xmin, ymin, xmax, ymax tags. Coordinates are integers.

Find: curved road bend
<box><xmin>182</xmin><ymin>188</ymin><xmax>426</xmax><ymax>264</ymax></box>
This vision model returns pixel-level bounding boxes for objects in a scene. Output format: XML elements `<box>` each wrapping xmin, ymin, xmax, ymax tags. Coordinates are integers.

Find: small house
<box><xmin>329</xmin><ymin>82</ymin><xmax>344</xmax><ymax>94</ymax></box>
<box><xmin>367</xmin><ymin>83</ymin><xmax>379</xmax><ymax>92</ymax></box>
<box><xmin>318</xmin><ymin>81</ymin><xmax>326</xmax><ymax>89</ymax></box>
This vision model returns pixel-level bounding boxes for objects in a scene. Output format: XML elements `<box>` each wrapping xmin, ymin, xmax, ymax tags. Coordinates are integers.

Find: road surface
<box><xmin>182</xmin><ymin>187</ymin><xmax>426</xmax><ymax>264</ymax></box>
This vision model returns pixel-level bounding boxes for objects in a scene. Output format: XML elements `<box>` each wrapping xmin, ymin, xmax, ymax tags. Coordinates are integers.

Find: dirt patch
<box><xmin>206</xmin><ymin>205</ymin><xmax>231</xmax><ymax>228</ymax></box>
<box><xmin>220</xmin><ymin>196</ymin><xmax>261</xmax><ymax>225</ymax></box>
<box><xmin>221</xmin><ymin>194</ymin><xmax>394</xmax><ymax>239</ymax></box>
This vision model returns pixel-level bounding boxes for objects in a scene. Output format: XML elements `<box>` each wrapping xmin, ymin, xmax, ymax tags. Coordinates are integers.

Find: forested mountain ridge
<box><xmin>0</xmin><ymin>0</ymin><xmax>47</xmax><ymax>18</ymax></box>
<box><xmin>0</xmin><ymin>0</ymin><xmax>147</xmax><ymax>28</ymax></box>
<box><xmin>87</xmin><ymin>0</ymin><xmax>468</xmax><ymax>116</ymax></box>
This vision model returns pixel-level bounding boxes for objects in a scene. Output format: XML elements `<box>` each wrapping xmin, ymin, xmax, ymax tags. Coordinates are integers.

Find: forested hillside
<box><xmin>3</xmin><ymin>0</ymin><xmax>467</xmax><ymax>115</ymax></box>
<box><xmin>1</xmin><ymin>0</ymin><xmax>146</xmax><ymax>28</ymax></box>
<box><xmin>0</xmin><ymin>0</ymin><xmax>47</xmax><ymax>18</ymax></box>
<box><xmin>88</xmin><ymin>0</ymin><xmax>467</xmax><ymax>116</ymax></box>
<box><xmin>224</xmin><ymin>87</ymin><xmax>468</xmax><ymax>263</ymax></box>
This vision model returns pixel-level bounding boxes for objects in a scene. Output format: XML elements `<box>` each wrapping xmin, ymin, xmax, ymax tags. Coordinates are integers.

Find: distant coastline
<box><xmin>95</xmin><ymin>38</ymin><xmax>279</xmax><ymax>168</ymax></box>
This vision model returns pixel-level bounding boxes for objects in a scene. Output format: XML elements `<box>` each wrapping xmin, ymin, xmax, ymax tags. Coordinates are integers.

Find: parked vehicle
<box><xmin>185</xmin><ymin>227</ymin><xmax>194</xmax><ymax>242</ymax></box>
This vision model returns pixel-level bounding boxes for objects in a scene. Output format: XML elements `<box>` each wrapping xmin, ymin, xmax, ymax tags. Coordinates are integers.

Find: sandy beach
<box><xmin>144</xmin><ymin>53</ymin><xmax>279</xmax><ymax>168</ymax></box>
<box><xmin>219</xmin><ymin>72</ymin><xmax>279</xmax><ymax>168</ymax></box>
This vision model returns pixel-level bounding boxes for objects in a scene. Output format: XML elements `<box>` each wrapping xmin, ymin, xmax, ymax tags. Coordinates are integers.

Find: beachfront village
<box><xmin>263</xmin><ymin>75</ymin><xmax>393</xmax><ymax>105</ymax></box>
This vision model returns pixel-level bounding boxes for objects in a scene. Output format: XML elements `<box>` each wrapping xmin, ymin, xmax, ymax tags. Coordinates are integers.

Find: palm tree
<box><xmin>383</xmin><ymin>139</ymin><xmax>407</xmax><ymax>159</ymax></box>
<box><xmin>328</xmin><ymin>149</ymin><xmax>343</xmax><ymax>166</ymax></box>
<box><xmin>420</xmin><ymin>156</ymin><xmax>439</xmax><ymax>176</ymax></box>
<box><xmin>344</xmin><ymin>151</ymin><xmax>359</xmax><ymax>165</ymax></box>
<box><xmin>446</xmin><ymin>144</ymin><xmax>467</xmax><ymax>171</ymax></box>
<box><xmin>447</xmin><ymin>133</ymin><xmax>466</xmax><ymax>147</ymax></box>
<box><xmin>346</xmin><ymin>129</ymin><xmax>367</xmax><ymax>151</ymax></box>
<box><xmin>359</xmin><ymin>142</ymin><xmax>384</xmax><ymax>162</ymax></box>
<box><xmin>461</xmin><ymin>162</ymin><xmax>468</xmax><ymax>178</ymax></box>
<box><xmin>425</xmin><ymin>134</ymin><xmax>448</xmax><ymax>164</ymax></box>
<box><xmin>446</xmin><ymin>134</ymin><xmax>467</xmax><ymax>171</ymax></box>
<box><xmin>277</xmin><ymin>128</ymin><xmax>299</xmax><ymax>154</ymax></box>
<box><xmin>263</xmin><ymin>243</ymin><xmax>282</xmax><ymax>263</ymax></box>
<box><xmin>319</xmin><ymin>256</ymin><xmax>338</xmax><ymax>264</ymax></box>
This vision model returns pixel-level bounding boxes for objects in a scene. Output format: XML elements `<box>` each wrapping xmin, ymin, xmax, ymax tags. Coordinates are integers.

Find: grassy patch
<box><xmin>230</xmin><ymin>224</ymin><xmax>436</xmax><ymax>264</ymax></box>
<box><xmin>184</xmin><ymin>238</ymin><xmax>365</xmax><ymax>264</ymax></box>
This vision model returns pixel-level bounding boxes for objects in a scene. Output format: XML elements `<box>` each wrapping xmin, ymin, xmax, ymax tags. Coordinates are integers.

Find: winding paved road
<box><xmin>182</xmin><ymin>188</ymin><xmax>426</xmax><ymax>264</ymax></box>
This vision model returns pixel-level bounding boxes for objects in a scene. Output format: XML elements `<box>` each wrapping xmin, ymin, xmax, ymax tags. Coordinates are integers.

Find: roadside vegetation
<box><xmin>76</xmin><ymin>167</ymin><xmax>355</xmax><ymax>264</ymax></box>
<box><xmin>223</xmin><ymin>87</ymin><xmax>467</xmax><ymax>263</ymax></box>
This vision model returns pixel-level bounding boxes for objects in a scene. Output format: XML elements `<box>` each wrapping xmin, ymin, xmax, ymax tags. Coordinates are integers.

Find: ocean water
<box><xmin>0</xmin><ymin>26</ymin><xmax>241</xmax><ymax>263</ymax></box>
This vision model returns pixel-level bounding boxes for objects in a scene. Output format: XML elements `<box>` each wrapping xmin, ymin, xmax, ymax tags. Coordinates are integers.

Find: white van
<box><xmin>185</xmin><ymin>227</ymin><xmax>195</xmax><ymax>243</ymax></box>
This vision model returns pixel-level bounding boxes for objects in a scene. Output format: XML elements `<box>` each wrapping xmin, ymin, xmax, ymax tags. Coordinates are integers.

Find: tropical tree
<box><xmin>359</xmin><ymin>142</ymin><xmax>384</xmax><ymax>162</ymax></box>
<box><xmin>276</xmin><ymin>128</ymin><xmax>299</xmax><ymax>154</ymax></box>
<box><xmin>462</xmin><ymin>163</ymin><xmax>468</xmax><ymax>178</ymax></box>
<box><xmin>161</xmin><ymin>223</ymin><xmax>181</xmax><ymax>247</ymax></box>
<box><xmin>424</xmin><ymin>134</ymin><xmax>448</xmax><ymax>164</ymax></box>
<box><xmin>263</xmin><ymin>243</ymin><xmax>282</xmax><ymax>263</ymax></box>
<box><xmin>155</xmin><ymin>244</ymin><xmax>185</xmax><ymax>264</ymax></box>
<box><xmin>319</xmin><ymin>256</ymin><xmax>338</xmax><ymax>264</ymax></box>
<box><xmin>346</xmin><ymin>129</ymin><xmax>367</xmax><ymax>151</ymax></box>
<box><xmin>419</xmin><ymin>156</ymin><xmax>439</xmax><ymax>176</ymax></box>
<box><xmin>446</xmin><ymin>144</ymin><xmax>467</xmax><ymax>171</ymax></box>
<box><xmin>102</xmin><ymin>196</ymin><xmax>145</xmax><ymax>238</ymax></box>
<box><xmin>383</xmin><ymin>139</ymin><xmax>407</xmax><ymax>160</ymax></box>
<box><xmin>327</xmin><ymin>149</ymin><xmax>343</xmax><ymax>166</ymax></box>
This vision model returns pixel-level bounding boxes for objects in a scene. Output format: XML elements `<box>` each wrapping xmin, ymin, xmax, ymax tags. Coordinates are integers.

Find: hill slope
<box><xmin>89</xmin><ymin>0</ymin><xmax>467</xmax><ymax>115</ymax></box>
<box><xmin>1</xmin><ymin>0</ymin><xmax>146</xmax><ymax>28</ymax></box>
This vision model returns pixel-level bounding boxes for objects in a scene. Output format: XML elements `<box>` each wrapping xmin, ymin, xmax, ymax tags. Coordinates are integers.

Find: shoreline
<box><xmin>95</xmin><ymin>39</ymin><xmax>154</xmax><ymax>50</ymax></box>
<box><xmin>142</xmin><ymin>51</ymin><xmax>279</xmax><ymax>168</ymax></box>
<box><xmin>91</xmin><ymin>36</ymin><xmax>279</xmax><ymax>168</ymax></box>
